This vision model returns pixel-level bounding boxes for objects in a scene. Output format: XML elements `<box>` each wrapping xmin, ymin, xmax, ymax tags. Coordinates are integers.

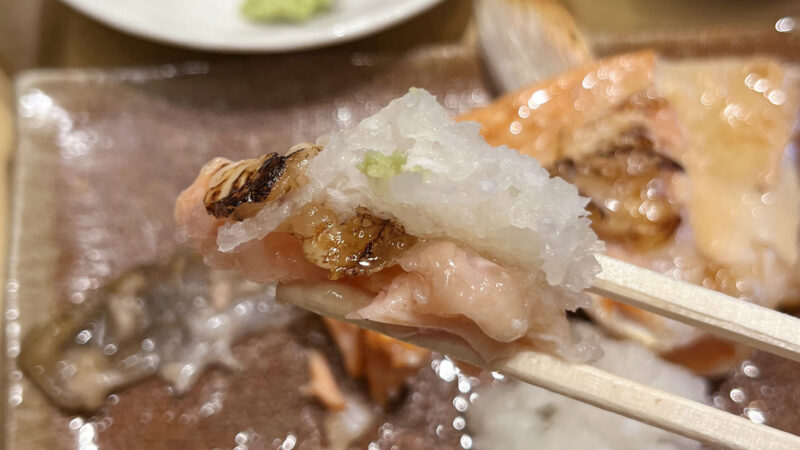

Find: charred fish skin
<box><xmin>552</xmin><ymin>143</ymin><xmax>682</xmax><ymax>250</ymax></box>
<box><xmin>549</xmin><ymin>94</ymin><xmax>685</xmax><ymax>251</ymax></box>
<box><xmin>202</xmin><ymin>141</ymin><xmax>418</xmax><ymax>281</ymax></box>
<box><xmin>278</xmin><ymin>203</ymin><xmax>417</xmax><ymax>280</ymax></box>
<box><xmin>204</xmin><ymin>143</ymin><xmax>321</xmax><ymax>221</ymax></box>
<box><xmin>555</xmin><ymin>153</ymin><xmax>681</xmax><ymax>248</ymax></box>
<box><xmin>299</xmin><ymin>207</ymin><xmax>417</xmax><ymax>280</ymax></box>
<box><xmin>204</xmin><ymin>152</ymin><xmax>287</xmax><ymax>219</ymax></box>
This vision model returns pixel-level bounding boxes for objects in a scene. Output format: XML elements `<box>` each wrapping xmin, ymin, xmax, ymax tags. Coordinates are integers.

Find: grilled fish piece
<box><xmin>176</xmin><ymin>89</ymin><xmax>603</xmax><ymax>368</ymax></box>
<box><xmin>195</xmin><ymin>144</ymin><xmax>416</xmax><ymax>280</ymax></box>
<box><xmin>205</xmin><ymin>143</ymin><xmax>321</xmax><ymax>221</ymax></box>
<box><xmin>284</xmin><ymin>204</ymin><xmax>416</xmax><ymax>280</ymax></box>
<box><xmin>550</xmin><ymin>93</ymin><xmax>684</xmax><ymax>250</ymax></box>
<box><xmin>459</xmin><ymin>52</ymin><xmax>800</xmax><ymax>374</ymax></box>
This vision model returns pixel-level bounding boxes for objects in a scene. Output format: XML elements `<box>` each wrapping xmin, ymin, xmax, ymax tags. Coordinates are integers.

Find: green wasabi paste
<box><xmin>357</xmin><ymin>150</ymin><xmax>432</xmax><ymax>180</ymax></box>
<box><xmin>408</xmin><ymin>165</ymin><xmax>431</xmax><ymax>178</ymax></box>
<box><xmin>241</xmin><ymin>0</ymin><xmax>332</xmax><ymax>23</ymax></box>
<box><xmin>357</xmin><ymin>150</ymin><xmax>408</xmax><ymax>179</ymax></box>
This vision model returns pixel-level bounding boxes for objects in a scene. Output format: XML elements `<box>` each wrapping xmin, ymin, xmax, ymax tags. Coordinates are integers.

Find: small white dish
<box><xmin>60</xmin><ymin>0</ymin><xmax>443</xmax><ymax>52</ymax></box>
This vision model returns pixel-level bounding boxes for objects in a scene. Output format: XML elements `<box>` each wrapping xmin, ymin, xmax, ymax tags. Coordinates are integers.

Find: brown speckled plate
<box><xmin>4</xmin><ymin>33</ymin><xmax>800</xmax><ymax>449</ymax></box>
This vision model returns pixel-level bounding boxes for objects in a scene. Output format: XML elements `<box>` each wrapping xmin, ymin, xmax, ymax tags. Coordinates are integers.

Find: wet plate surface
<box><xmin>5</xmin><ymin>37</ymin><xmax>800</xmax><ymax>449</ymax></box>
<box><xmin>4</xmin><ymin>46</ymin><xmax>489</xmax><ymax>449</ymax></box>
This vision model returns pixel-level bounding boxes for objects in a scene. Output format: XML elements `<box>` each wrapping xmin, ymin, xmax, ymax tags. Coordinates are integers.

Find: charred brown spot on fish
<box><xmin>286</xmin><ymin>205</ymin><xmax>417</xmax><ymax>280</ymax></box>
<box><xmin>551</xmin><ymin>127</ymin><xmax>684</xmax><ymax>250</ymax></box>
<box><xmin>200</xmin><ymin>143</ymin><xmax>415</xmax><ymax>279</ymax></box>
<box><xmin>204</xmin><ymin>143</ymin><xmax>322</xmax><ymax>220</ymax></box>
<box><xmin>328</xmin><ymin>210</ymin><xmax>416</xmax><ymax>280</ymax></box>
<box><xmin>204</xmin><ymin>152</ymin><xmax>285</xmax><ymax>218</ymax></box>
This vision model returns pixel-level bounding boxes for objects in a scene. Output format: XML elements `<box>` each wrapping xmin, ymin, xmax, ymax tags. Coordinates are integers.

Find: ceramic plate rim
<box><xmin>59</xmin><ymin>0</ymin><xmax>444</xmax><ymax>52</ymax></box>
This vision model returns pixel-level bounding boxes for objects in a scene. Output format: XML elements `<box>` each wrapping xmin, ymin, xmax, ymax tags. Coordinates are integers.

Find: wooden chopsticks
<box><xmin>276</xmin><ymin>253</ymin><xmax>800</xmax><ymax>449</ymax></box>
<box><xmin>590</xmin><ymin>254</ymin><xmax>800</xmax><ymax>364</ymax></box>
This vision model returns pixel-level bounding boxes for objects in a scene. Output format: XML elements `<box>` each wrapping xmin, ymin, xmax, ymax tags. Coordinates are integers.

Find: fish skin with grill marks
<box><xmin>200</xmin><ymin>144</ymin><xmax>416</xmax><ymax>279</ymax></box>
<box><xmin>551</xmin><ymin>129</ymin><xmax>683</xmax><ymax>251</ymax></box>
<box><xmin>548</xmin><ymin>94</ymin><xmax>685</xmax><ymax>251</ymax></box>
<box><xmin>204</xmin><ymin>143</ymin><xmax>321</xmax><ymax>221</ymax></box>
<box><xmin>285</xmin><ymin>205</ymin><xmax>417</xmax><ymax>280</ymax></box>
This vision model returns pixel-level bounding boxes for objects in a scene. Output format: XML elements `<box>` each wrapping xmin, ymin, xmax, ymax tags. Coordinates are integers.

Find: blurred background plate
<box><xmin>58</xmin><ymin>0</ymin><xmax>443</xmax><ymax>52</ymax></box>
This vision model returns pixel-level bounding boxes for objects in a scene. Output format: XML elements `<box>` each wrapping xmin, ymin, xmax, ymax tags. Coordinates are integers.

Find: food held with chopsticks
<box><xmin>168</xmin><ymin>77</ymin><xmax>800</xmax><ymax>446</ymax></box>
<box><xmin>176</xmin><ymin>88</ymin><xmax>604</xmax><ymax>365</ymax></box>
<box><xmin>11</xmin><ymin>3</ymin><xmax>800</xmax><ymax>449</ymax></box>
<box><xmin>463</xmin><ymin>50</ymin><xmax>800</xmax><ymax>375</ymax></box>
